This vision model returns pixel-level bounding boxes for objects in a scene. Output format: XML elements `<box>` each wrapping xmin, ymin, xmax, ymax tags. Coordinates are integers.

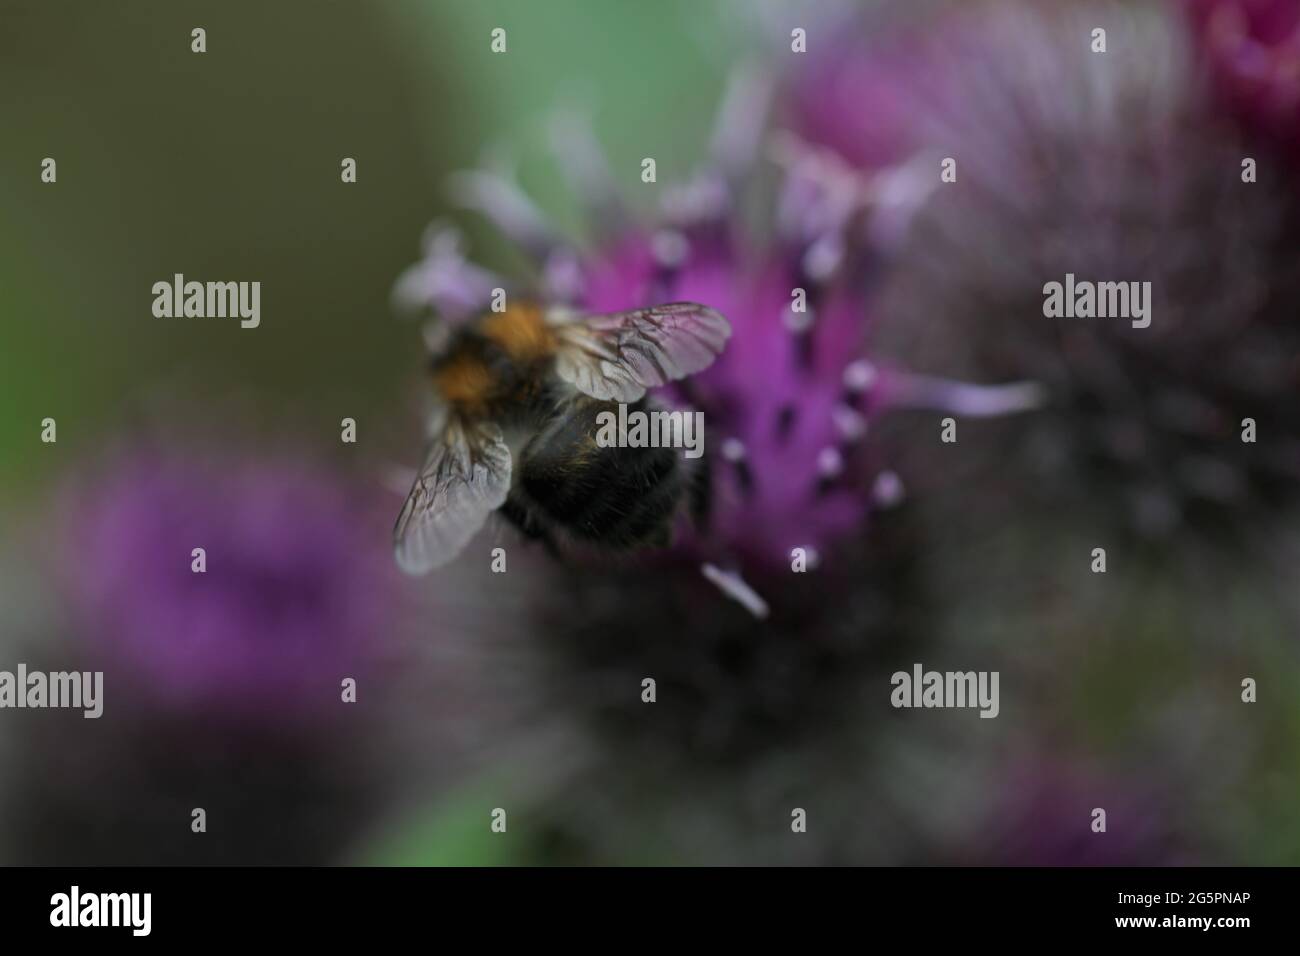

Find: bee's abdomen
<box><xmin>517</xmin><ymin>401</ymin><xmax>686</xmax><ymax>549</ymax></box>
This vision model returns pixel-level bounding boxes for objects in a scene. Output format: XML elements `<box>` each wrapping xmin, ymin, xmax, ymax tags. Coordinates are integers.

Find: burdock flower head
<box><xmin>392</xmin><ymin>69</ymin><xmax>1040</xmax><ymax>804</ymax></box>
<box><xmin>833</xmin><ymin>0</ymin><xmax>1300</xmax><ymax>544</ymax></box>
<box><xmin>58</xmin><ymin>444</ymin><xmax>396</xmax><ymax>723</ymax></box>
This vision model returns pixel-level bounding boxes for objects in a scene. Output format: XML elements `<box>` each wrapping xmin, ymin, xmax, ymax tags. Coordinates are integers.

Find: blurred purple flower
<box><xmin>59</xmin><ymin>449</ymin><xmax>396</xmax><ymax>722</ymax></box>
<box><xmin>804</xmin><ymin>0</ymin><xmax>1300</xmax><ymax>543</ymax></box>
<box><xmin>1185</xmin><ymin>0</ymin><xmax>1300</xmax><ymax>156</ymax></box>
<box><xmin>786</xmin><ymin>16</ymin><xmax>953</xmax><ymax>174</ymax></box>
<box><xmin>970</xmin><ymin>759</ymin><xmax>1188</xmax><ymax>866</ymax></box>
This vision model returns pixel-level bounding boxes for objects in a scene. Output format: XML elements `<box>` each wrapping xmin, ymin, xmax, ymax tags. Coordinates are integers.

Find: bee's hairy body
<box><xmin>431</xmin><ymin>303</ymin><xmax>708</xmax><ymax>553</ymax></box>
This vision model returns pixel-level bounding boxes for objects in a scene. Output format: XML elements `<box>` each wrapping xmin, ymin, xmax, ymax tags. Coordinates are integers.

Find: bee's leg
<box><xmin>686</xmin><ymin>452</ymin><xmax>713</xmax><ymax>531</ymax></box>
<box><xmin>499</xmin><ymin>495</ymin><xmax>564</xmax><ymax>561</ymax></box>
<box><xmin>538</xmin><ymin>532</ymin><xmax>564</xmax><ymax>562</ymax></box>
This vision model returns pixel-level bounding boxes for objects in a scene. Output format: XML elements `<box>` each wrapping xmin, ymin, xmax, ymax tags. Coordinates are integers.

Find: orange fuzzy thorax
<box><xmin>479</xmin><ymin>303</ymin><xmax>557</xmax><ymax>364</ymax></box>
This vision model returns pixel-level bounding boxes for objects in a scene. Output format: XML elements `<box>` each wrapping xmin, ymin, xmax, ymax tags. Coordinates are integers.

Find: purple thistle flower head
<box><xmin>390</xmin><ymin>54</ymin><xmax>1045</xmax><ymax>776</ymax></box>
<box><xmin>57</xmin><ymin>447</ymin><xmax>397</xmax><ymax>723</ymax></box>
<box><xmin>802</xmin><ymin>0</ymin><xmax>1300</xmax><ymax>543</ymax></box>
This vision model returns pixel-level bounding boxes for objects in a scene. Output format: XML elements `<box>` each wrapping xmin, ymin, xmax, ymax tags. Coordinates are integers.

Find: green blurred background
<box><xmin>0</xmin><ymin>0</ymin><xmax>741</xmax><ymax>497</ymax></box>
<box><xmin>0</xmin><ymin>0</ymin><xmax>759</xmax><ymax>867</ymax></box>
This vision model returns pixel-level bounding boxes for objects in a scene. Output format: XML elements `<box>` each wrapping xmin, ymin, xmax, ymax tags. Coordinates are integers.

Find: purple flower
<box><xmin>1185</xmin><ymin>0</ymin><xmax>1300</xmax><ymax>157</ymax></box>
<box><xmin>57</xmin><ymin>447</ymin><xmax>396</xmax><ymax>723</ymax></box>
<box><xmin>386</xmin><ymin>68</ymin><xmax>1043</xmax><ymax>815</ymax></box>
<box><xmin>968</xmin><ymin>759</ymin><xmax>1188</xmax><ymax>866</ymax></box>
<box><xmin>800</xmin><ymin>0</ymin><xmax>1300</xmax><ymax>543</ymax></box>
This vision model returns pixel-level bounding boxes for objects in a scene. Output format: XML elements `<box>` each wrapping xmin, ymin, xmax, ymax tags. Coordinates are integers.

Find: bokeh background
<box><xmin>1</xmin><ymin>0</ymin><xmax>1297</xmax><ymax>865</ymax></box>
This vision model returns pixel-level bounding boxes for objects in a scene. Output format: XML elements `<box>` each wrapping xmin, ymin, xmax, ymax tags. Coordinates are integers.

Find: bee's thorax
<box><xmin>430</xmin><ymin>306</ymin><xmax>558</xmax><ymax>421</ymax></box>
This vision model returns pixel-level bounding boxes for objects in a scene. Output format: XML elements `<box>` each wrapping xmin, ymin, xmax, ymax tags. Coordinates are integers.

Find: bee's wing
<box><xmin>393</xmin><ymin>415</ymin><xmax>512</xmax><ymax>575</ymax></box>
<box><xmin>550</xmin><ymin>302</ymin><xmax>731</xmax><ymax>402</ymax></box>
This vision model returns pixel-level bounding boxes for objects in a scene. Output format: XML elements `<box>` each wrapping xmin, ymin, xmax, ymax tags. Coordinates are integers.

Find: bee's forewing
<box><xmin>393</xmin><ymin>417</ymin><xmax>512</xmax><ymax>574</ymax></box>
<box><xmin>551</xmin><ymin>302</ymin><xmax>731</xmax><ymax>402</ymax></box>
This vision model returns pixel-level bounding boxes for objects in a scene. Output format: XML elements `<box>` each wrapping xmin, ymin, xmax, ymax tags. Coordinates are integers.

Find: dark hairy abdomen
<box><xmin>513</xmin><ymin>397</ymin><xmax>687</xmax><ymax>549</ymax></box>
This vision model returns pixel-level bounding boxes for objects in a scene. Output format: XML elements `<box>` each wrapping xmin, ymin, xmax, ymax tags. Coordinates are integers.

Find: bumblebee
<box><xmin>394</xmin><ymin>301</ymin><xmax>731</xmax><ymax>573</ymax></box>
